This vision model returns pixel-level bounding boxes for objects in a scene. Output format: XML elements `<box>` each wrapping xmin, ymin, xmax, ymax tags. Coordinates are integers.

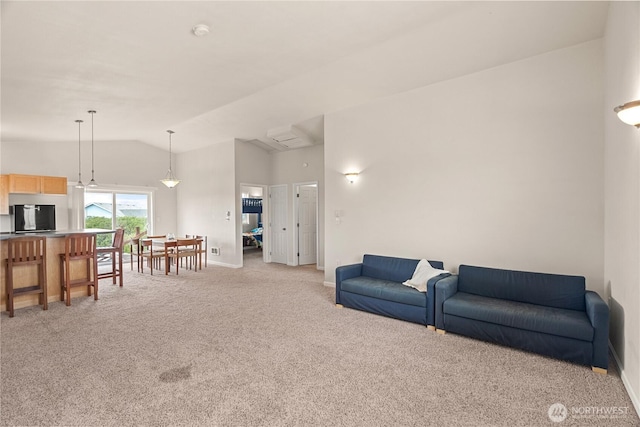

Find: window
<box><xmin>85</xmin><ymin>189</ymin><xmax>152</xmax><ymax>250</ymax></box>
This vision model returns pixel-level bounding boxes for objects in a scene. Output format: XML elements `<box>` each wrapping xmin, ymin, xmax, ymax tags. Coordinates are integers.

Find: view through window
<box><xmin>85</xmin><ymin>191</ymin><xmax>151</xmax><ymax>251</ymax></box>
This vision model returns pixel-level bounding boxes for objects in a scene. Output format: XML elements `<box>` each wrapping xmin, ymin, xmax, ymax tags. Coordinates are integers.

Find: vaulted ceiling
<box><xmin>1</xmin><ymin>1</ymin><xmax>608</xmax><ymax>153</ymax></box>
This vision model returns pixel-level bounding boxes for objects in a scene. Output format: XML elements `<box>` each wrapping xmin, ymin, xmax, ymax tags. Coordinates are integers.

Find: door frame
<box><xmin>293</xmin><ymin>181</ymin><xmax>319</xmax><ymax>267</ymax></box>
<box><xmin>239</xmin><ymin>183</ymin><xmax>268</xmax><ymax>266</ymax></box>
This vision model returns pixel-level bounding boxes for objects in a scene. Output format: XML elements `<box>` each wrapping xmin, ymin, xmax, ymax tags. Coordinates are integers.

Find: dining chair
<box><xmin>128</xmin><ymin>228</ymin><xmax>147</xmax><ymax>272</ymax></box>
<box><xmin>186</xmin><ymin>234</ymin><xmax>207</xmax><ymax>268</ymax></box>
<box><xmin>166</xmin><ymin>238</ymin><xmax>198</xmax><ymax>275</ymax></box>
<box><xmin>139</xmin><ymin>238</ymin><xmax>164</xmax><ymax>275</ymax></box>
<box><xmin>97</xmin><ymin>228</ymin><xmax>125</xmax><ymax>286</ymax></box>
<box><xmin>5</xmin><ymin>236</ymin><xmax>48</xmax><ymax>317</ymax></box>
<box><xmin>59</xmin><ymin>233</ymin><xmax>98</xmax><ymax>306</ymax></box>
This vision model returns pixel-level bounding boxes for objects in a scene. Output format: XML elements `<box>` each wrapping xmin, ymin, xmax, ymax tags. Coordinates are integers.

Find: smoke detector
<box><xmin>192</xmin><ymin>24</ymin><xmax>210</xmax><ymax>37</ymax></box>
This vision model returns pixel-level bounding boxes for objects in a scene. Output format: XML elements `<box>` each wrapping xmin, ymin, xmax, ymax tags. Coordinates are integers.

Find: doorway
<box><xmin>241</xmin><ymin>185</ymin><xmax>265</xmax><ymax>263</ymax></box>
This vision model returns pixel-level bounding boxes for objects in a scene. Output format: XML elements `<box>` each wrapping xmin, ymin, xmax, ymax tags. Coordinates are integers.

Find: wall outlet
<box><xmin>211</xmin><ymin>247</ymin><xmax>220</xmax><ymax>256</ymax></box>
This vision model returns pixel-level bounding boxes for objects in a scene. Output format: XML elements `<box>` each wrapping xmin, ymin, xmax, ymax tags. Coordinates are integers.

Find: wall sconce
<box><xmin>345</xmin><ymin>173</ymin><xmax>359</xmax><ymax>184</ymax></box>
<box><xmin>614</xmin><ymin>100</ymin><xmax>640</xmax><ymax>128</ymax></box>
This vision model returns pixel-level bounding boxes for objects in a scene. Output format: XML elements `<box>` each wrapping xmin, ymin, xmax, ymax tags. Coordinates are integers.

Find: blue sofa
<box><xmin>335</xmin><ymin>254</ymin><xmax>449</xmax><ymax>328</ymax></box>
<box><xmin>435</xmin><ymin>265</ymin><xmax>610</xmax><ymax>373</ymax></box>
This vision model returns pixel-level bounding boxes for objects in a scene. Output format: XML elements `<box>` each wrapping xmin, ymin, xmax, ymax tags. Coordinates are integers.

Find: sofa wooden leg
<box><xmin>436</xmin><ymin>329</ymin><xmax>446</xmax><ymax>335</ymax></box>
<box><xmin>335</xmin><ymin>304</ymin><xmax>343</xmax><ymax>308</ymax></box>
<box><xmin>427</xmin><ymin>325</ymin><xmax>436</xmax><ymax>331</ymax></box>
<box><xmin>592</xmin><ymin>366</ymin><xmax>607</xmax><ymax>375</ymax></box>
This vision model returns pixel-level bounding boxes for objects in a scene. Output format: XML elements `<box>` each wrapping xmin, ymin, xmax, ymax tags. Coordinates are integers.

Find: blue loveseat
<box><xmin>335</xmin><ymin>254</ymin><xmax>449</xmax><ymax>328</ymax></box>
<box><xmin>435</xmin><ymin>265</ymin><xmax>610</xmax><ymax>373</ymax></box>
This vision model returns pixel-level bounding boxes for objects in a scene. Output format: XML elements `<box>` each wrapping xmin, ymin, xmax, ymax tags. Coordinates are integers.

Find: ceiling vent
<box><xmin>265</xmin><ymin>125</ymin><xmax>313</xmax><ymax>150</ymax></box>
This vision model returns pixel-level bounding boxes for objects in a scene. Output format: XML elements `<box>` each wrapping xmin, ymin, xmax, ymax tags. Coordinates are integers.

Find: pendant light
<box><xmin>75</xmin><ymin>119</ymin><xmax>84</xmax><ymax>189</ymax></box>
<box><xmin>614</xmin><ymin>100</ymin><xmax>640</xmax><ymax>128</ymax></box>
<box><xmin>160</xmin><ymin>130</ymin><xmax>180</xmax><ymax>188</ymax></box>
<box><xmin>87</xmin><ymin>110</ymin><xmax>98</xmax><ymax>187</ymax></box>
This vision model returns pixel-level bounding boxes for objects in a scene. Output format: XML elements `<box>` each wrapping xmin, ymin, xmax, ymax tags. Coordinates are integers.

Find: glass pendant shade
<box><xmin>75</xmin><ymin>119</ymin><xmax>85</xmax><ymax>189</ymax></box>
<box><xmin>161</xmin><ymin>172</ymin><xmax>181</xmax><ymax>188</ymax></box>
<box><xmin>87</xmin><ymin>110</ymin><xmax>98</xmax><ymax>187</ymax></box>
<box><xmin>614</xmin><ymin>100</ymin><xmax>640</xmax><ymax>128</ymax></box>
<box><xmin>161</xmin><ymin>130</ymin><xmax>180</xmax><ymax>188</ymax></box>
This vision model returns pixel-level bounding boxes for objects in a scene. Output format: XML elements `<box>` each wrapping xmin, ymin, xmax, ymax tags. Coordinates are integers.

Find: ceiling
<box><xmin>1</xmin><ymin>1</ymin><xmax>608</xmax><ymax>154</ymax></box>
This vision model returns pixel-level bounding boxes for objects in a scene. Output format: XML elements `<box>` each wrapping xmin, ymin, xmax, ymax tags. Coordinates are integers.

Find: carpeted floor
<box><xmin>1</xmin><ymin>251</ymin><xmax>638</xmax><ymax>426</ymax></box>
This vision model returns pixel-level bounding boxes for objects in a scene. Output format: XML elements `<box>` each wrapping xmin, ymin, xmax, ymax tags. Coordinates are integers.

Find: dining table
<box><xmin>149</xmin><ymin>236</ymin><xmax>203</xmax><ymax>275</ymax></box>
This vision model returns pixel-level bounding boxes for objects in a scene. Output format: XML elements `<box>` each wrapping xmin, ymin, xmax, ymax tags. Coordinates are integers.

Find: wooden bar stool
<box><xmin>59</xmin><ymin>233</ymin><xmax>98</xmax><ymax>306</ymax></box>
<box><xmin>97</xmin><ymin>228</ymin><xmax>125</xmax><ymax>286</ymax></box>
<box><xmin>5</xmin><ymin>236</ymin><xmax>48</xmax><ymax>317</ymax></box>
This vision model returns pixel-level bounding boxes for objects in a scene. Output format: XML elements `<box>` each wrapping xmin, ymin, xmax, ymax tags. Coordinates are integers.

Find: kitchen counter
<box><xmin>0</xmin><ymin>229</ymin><xmax>113</xmax><ymax>241</ymax></box>
<box><xmin>1</xmin><ymin>229</ymin><xmax>115</xmax><ymax>314</ymax></box>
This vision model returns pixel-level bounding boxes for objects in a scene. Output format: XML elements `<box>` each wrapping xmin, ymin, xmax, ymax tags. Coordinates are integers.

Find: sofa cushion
<box><xmin>361</xmin><ymin>254</ymin><xmax>444</xmax><ymax>283</ymax></box>
<box><xmin>361</xmin><ymin>255</ymin><xmax>420</xmax><ymax>283</ymax></box>
<box><xmin>458</xmin><ymin>265</ymin><xmax>586</xmax><ymax>311</ymax></box>
<box><xmin>443</xmin><ymin>292</ymin><xmax>593</xmax><ymax>342</ymax></box>
<box><xmin>341</xmin><ymin>277</ymin><xmax>427</xmax><ymax>307</ymax></box>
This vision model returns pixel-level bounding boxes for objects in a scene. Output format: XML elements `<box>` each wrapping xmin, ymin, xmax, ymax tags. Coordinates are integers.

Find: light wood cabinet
<box><xmin>0</xmin><ymin>175</ymin><xmax>68</xmax><ymax>214</ymax></box>
<box><xmin>0</xmin><ymin>175</ymin><xmax>9</xmax><ymax>215</ymax></box>
<box><xmin>8</xmin><ymin>174</ymin><xmax>41</xmax><ymax>194</ymax></box>
<box><xmin>7</xmin><ymin>174</ymin><xmax>67</xmax><ymax>195</ymax></box>
<box><xmin>40</xmin><ymin>176</ymin><xmax>67</xmax><ymax>195</ymax></box>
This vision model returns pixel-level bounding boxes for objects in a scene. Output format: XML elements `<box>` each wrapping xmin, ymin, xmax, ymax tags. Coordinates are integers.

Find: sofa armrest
<box><xmin>435</xmin><ymin>275</ymin><xmax>458</xmax><ymax>330</ymax></box>
<box><xmin>585</xmin><ymin>291</ymin><xmax>610</xmax><ymax>370</ymax></box>
<box><xmin>335</xmin><ymin>263</ymin><xmax>363</xmax><ymax>304</ymax></box>
<box><xmin>426</xmin><ymin>273</ymin><xmax>452</xmax><ymax>326</ymax></box>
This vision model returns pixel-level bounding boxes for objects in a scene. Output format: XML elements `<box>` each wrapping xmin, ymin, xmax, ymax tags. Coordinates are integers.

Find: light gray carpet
<box><xmin>1</xmin><ymin>251</ymin><xmax>638</xmax><ymax>426</ymax></box>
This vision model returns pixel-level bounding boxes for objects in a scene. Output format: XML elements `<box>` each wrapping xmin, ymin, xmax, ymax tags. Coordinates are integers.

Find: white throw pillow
<box><xmin>402</xmin><ymin>259</ymin><xmax>449</xmax><ymax>292</ymax></box>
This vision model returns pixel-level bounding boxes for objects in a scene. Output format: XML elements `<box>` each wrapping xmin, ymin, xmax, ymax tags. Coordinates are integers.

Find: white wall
<box><xmin>175</xmin><ymin>140</ymin><xmax>325</xmax><ymax>269</ymax></box>
<box><xmin>176</xmin><ymin>140</ymin><xmax>238</xmax><ymax>267</ymax></box>
<box><xmin>0</xmin><ymin>139</ymin><xmax>177</xmax><ymax>234</ymax></box>
<box><xmin>325</xmin><ymin>40</ymin><xmax>604</xmax><ymax>295</ymax></box>
<box><xmin>604</xmin><ymin>1</ymin><xmax>640</xmax><ymax>411</ymax></box>
<box><xmin>269</xmin><ymin>144</ymin><xmax>325</xmax><ymax>268</ymax></box>
<box><xmin>235</xmin><ymin>140</ymin><xmax>271</xmax><ymax>265</ymax></box>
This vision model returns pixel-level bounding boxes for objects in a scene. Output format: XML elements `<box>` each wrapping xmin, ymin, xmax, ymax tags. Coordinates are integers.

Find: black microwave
<box><xmin>12</xmin><ymin>204</ymin><xmax>56</xmax><ymax>233</ymax></box>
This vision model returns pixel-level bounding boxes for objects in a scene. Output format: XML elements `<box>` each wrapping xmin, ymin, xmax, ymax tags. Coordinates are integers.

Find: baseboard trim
<box><xmin>323</xmin><ymin>281</ymin><xmax>336</xmax><ymax>288</ymax></box>
<box><xmin>209</xmin><ymin>260</ymin><xmax>242</xmax><ymax>269</ymax></box>
<box><xmin>609</xmin><ymin>341</ymin><xmax>640</xmax><ymax>418</ymax></box>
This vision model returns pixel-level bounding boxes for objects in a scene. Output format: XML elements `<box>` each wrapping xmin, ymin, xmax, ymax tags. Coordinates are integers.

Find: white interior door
<box><xmin>269</xmin><ymin>185</ymin><xmax>288</xmax><ymax>264</ymax></box>
<box><xmin>297</xmin><ymin>185</ymin><xmax>317</xmax><ymax>265</ymax></box>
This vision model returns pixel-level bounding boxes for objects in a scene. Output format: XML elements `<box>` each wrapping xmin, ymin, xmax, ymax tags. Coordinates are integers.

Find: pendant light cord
<box><xmin>89</xmin><ymin>110</ymin><xmax>96</xmax><ymax>180</ymax></box>
<box><xmin>75</xmin><ymin>119</ymin><xmax>83</xmax><ymax>184</ymax></box>
<box><xmin>167</xmin><ymin>130</ymin><xmax>174</xmax><ymax>172</ymax></box>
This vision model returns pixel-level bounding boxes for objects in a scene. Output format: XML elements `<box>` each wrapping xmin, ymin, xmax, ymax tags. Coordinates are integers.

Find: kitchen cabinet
<box><xmin>7</xmin><ymin>174</ymin><xmax>67</xmax><ymax>195</ymax></box>
<box><xmin>0</xmin><ymin>175</ymin><xmax>8</xmax><ymax>215</ymax></box>
<box><xmin>8</xmin><ymin>174</ymin><xmax>41</xmax><ymax>194</ymax></box>
<box><xmin>0</xmin><ymin>175</ymin><xmax>68</xmax><ymax>214</ymax></box>
<box><xmin>40</xmin><ymin>176</ymin><xmax>67</xmax><ymax>195</ymax></box>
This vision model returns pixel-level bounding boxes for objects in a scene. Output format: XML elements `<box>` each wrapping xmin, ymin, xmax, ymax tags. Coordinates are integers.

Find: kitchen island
<box><xmin>1</xmin><ymin>229</ymin><xmax>113</xmax><ymax>314</ymax></box>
